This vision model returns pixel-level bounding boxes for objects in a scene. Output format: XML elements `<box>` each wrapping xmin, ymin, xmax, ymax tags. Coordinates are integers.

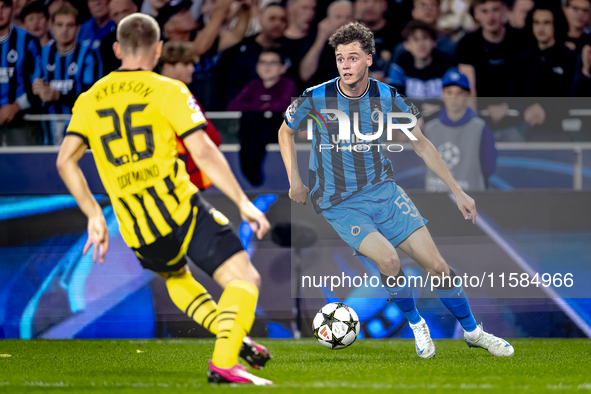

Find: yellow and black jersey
<box><xmin>66</xmin><ymin>70</ymin><xmax>207</xmax><ymax>248</ymax></box>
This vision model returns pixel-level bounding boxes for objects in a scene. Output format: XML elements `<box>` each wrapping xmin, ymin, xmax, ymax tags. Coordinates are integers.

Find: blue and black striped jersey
<box><xmin>286</xmin><ymin>77</ymin><xmax>421</xmax><ymax>213</ymax></box>
<box><xmin>0</xmin><ymin>26</ymin><xmax>40</xmax><ymax>110</ymax></box>
<box><xmin>33</xmin><ymin>40</ymin><xmax>102</xmax><ymax>115</ymax></box>
<box><xmin>78</xmin><ymin>18</ymin><xmax>116</xmax><ymax>51</ymax></box>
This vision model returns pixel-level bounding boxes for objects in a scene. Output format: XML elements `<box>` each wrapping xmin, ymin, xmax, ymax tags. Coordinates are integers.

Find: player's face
<box><xmin>109</xmin><ymin>0</ymin><xmax>137</xmax><ymax>25</ymax></box>
<box><xmin>404</xmin><ymin>30</ymin><xmax>435</xmax><ymax>60</ymax></box>
<box><xmin>256</xmin><ymin>52</ymin><xmax>284</xmax><ymax>81</ymax></box>
<box><xmin>260</xmin><ymin>6</ymin><xmax>288</xmax><ymax>40</ymax></box>
<box><xmin>87</xmin><ymin>0</ymin><xmax>110</xmax><ymax>19</ymax></box>
<box><xmin>355</xmin><ymin>0</ymin><xmax>386</xmax><ymax>24</ymax></box>
<box><xmin>23</xmin><ymin>12</ymin><xmax>48</xmax><ymax>38</ymax></box>
<box><xmin>474</xmin><ymin>0</ymin><xmax>506</xmax><ymax>33</ymax></box>
<box><xmin>442</xmin><ymin>85</ymin><xmax>469</xmax><ymax>112</ymax></box>
<box><xmin>563</xmin><ymin>0</ymin><xmax>590</xmax><ymax>29</ymax></box>
<box><xmin>0</xmin><ymin>2</ymin><xmax>13</xmax><ymax>30</ymax></box>
<box><xmin>51</xmin><ymin>14</ymin><xmax>78</xmax><ymax>46</ymax></box>
<box><xmin>290</xmin><ymin>0</ymin><xmax>316</xmax><ymax>31</ymax></box>
<box><xmin>335</xmin><ymin>41</ymin><xmax>371</xmax><ymax>87</ymax></box>
<box><xmin>508</xmin><ymin>0</ymin><xmax>534</xmax><ymax>29</ymax></box>
<box><xmin>532</xmin><ymin>10</ymin><xmax>555</xmax><ymax>45</ymax></box>
<box><xmin>411</xmin><ymin>0</ymin><xmax>440</xmax><ymax>25</ymax></box>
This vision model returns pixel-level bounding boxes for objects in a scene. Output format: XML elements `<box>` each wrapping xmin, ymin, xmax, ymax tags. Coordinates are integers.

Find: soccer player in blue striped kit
<box><xmin>278</xmin><ymin>22</ymin><xmax>514</xmax><ymax>358</ymax></box>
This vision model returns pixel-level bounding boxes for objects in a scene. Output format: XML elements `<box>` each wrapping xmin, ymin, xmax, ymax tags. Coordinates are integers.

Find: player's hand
<box><xmin>289</xmin><ymin>182</ymin><xmax>309</xmax><ymax>204</ymax></box>
<box><xmin>524</xmin><ymin>103</ymin><xmax>546</xmax><ymax>127</ymax></box>
<box><xmin>582</xmin><ymin>45</ymin><xmax>591</xmax><ymax>78</ymax></box>
<box><xmin>0</xmin><ymin>102</ymin><xmax>20</xmax><ymax>124</ymax></box>
<box><xmin>486</xmin><ymin>103</ymin><xmax>509</xmax><ymax>123</ymax></box>
<box><xmin>239</xmin><ymin>199</ymin><xmax>270</xmax><ymax>240</ymax></box>
<box><xmin>83</xmin><ymin>215</ymin><xmax>109</xmax><ymax>263</ymax></box>
<box><xmin>317</xmin><ymin>17</ymin><xmax>339</xmax><ymax>41</ymax></box>
<box><xmin>455</xmin><ymin>190</ymin><xmax>477</xmax><ymax>224</ymax></box>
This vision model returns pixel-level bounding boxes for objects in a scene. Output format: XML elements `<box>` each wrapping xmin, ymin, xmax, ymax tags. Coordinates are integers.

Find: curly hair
<box><xmin>328</xmin><ymin>22</ymin><xmax>376</xmax><ymax>56</ymax></box>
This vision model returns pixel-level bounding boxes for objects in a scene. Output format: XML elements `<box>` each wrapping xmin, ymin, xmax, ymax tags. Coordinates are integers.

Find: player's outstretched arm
<box><xmin>409</xmin><ymin>125</ymin><xmax>477</xmax><ymax>224</ymax></box>
<box><xmin>278</xmin><ymin>121</ymin><xmax>308</xmax><ymax>204</ymax></box>
<box><xmin>183</xmin><ymin>131</ymin><xmax>270</xmax><ymax>239</ymax></box>
<box><xmin>56</xmin><ymin>136</ymin><xmax>109</xmax><ymax>262</ymax></box>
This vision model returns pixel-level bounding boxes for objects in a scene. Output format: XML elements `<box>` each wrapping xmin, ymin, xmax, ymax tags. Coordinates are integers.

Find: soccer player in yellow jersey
<box><xmin>56</xmin><ymin>13</ymin><xmax>273</xmax><ymax>385</ymax></box>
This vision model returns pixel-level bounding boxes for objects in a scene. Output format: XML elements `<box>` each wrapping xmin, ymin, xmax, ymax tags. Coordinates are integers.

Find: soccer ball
<box><xmin>312</xmin><ymin>302</ymin><xmax>360</xmax><ymax>349</ymax></box>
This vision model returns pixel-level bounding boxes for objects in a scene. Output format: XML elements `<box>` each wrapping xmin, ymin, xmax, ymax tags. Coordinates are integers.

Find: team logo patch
<box><xmin>67</xmin><ymin>62</ymin><xmax>78</xmax><ymax>76</ymax></box>
<box><xmin>371</xmin><ymin>108</ymin><xmax>382</xmax><ymax>123</ymax></box>
<box><xmin>187</xmin><ymin>96</ymin><xmax>201</xmax><ymax>111</ymax></box>
<box><xmin>209</xmin><ymin>208</ymin><xmax>229</xmax><ymax>226</ymax></box>
<box><xmin>7</xmin><ymin>49</ymin><xmax>18</xmax><ymax>63</ymax></box>
<box><xmin>351</xmin><ymin>225</ymin><xmax>361</xmax><ymax>237</ymax></box>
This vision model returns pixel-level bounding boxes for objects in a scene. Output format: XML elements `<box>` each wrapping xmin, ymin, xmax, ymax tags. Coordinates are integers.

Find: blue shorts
<box><xmin>321</xmin><ymin>181</ymin><xmax>428</xmax><ymax>253</ymax></box>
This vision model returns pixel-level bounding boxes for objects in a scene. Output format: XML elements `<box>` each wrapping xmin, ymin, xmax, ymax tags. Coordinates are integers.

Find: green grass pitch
<box><xmin>1</xmin><ymin>339</ymin><xmax>590</xmax><ymax>393</ymax></box>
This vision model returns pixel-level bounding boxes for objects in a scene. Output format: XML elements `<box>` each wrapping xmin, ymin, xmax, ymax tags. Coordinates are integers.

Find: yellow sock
<box><xmin>166</xmin><ymin>271</ymin><xmax>219</xmax><ymax>334</ymax></box>
<box><xmin>211</xmin><ymin>281</ymin><xmax>258</xmax><ymax>368</ymax></box>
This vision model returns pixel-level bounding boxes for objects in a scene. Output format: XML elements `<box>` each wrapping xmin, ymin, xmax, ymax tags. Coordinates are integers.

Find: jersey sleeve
<box><xmin>163</xmin><ymin>82</ymin><xmax>208</xmax><ymax>139</ymax></box>
<box><xmin>285</xmin><ymin>89</ymin><xmax>312</xmax><ymax>131</ymax></box>
<box><xmin>391</xmin><ymin>88</ymin><xmax>421</xmax><ymax>120</ymax></box>
<box><xmin>65</xmin><ymin>100</ymin><xmax>90</xmax><ymax>146</ymax></box>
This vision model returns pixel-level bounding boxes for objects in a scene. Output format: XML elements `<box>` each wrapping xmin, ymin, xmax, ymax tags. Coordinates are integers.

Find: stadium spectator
<box><xmin>283</xmin><ymin>0</ymin><xmax>316</xmax><ymax>85</ymax></box>
<box><xmin>32</xmin><ymin>3</ymin><xmax>101</xmax><ymax>144</ymax></box>
<box><xmin>189</xmin><ymin>0</ymin><xmax>251</xmax><ymax>56</ymax></box>
<box><xmin>387</xmin><ymin>21</ymin><xmax>456</xmax><ymax>97</ymax></box>
<box><xmin>507</xmin><ymin>0</ymin><xmax>534</xmax><ymax>29</ymax></box>
<box><xmin>355</xmin><ymin>0</ymin><xmax>397</xmax><ymax>79</ymax></box>
<box><xmin>157</xmin><ymin>40</ymin><xmax>222</xmax><ymax>190</ymax></box>
<box><xmin>46</xmin><ymin>0</ymin><xmax>64</xmax><ymax>16</ymax></box>
<box><xmin>457</xmin><ymin>0</ymin><xmax>530</xmax><ymax>98</ymax></box>
<box><xmin>215</xmin><ymin>2</ymin><xmax>288</xmax><ymax>109</ymax></box>
<box><xmin>140</xmin><ymin>0</ymin><xmax>172</xmax><ymax>18</ymax></box>
<box><xmin>512</xmin><ymin>4</ymin><xmax>575</xmax><ymax>97</ymax></box>
<box><xmin>438</xmin><ymin>0</ymin><xmax>476</xmax><ymax>34</ymax></box>
<box><xmin>423</xmin><ymin>68</ymin><xmax>497</xmax><ymax>191</ymax></box>
<box><xmin>100</xmin><ymin>0</ymin><xmax>138</xmax><ymax>73</ymax></box>
<box><xmin>228</xmin><ymin>49</ymin><xmax>297</xmax><ymax>186</ymax></box>
<box><xmin>20</xmin><ymin>1</ymin><xmax>50</xmax><ymax>46</ymax></box>
<box><xmin>12</xmin><ymin>0</ymin><xmax>26</xmax><ymax>26</ymax></box>
<box><xmin>79</xmin><ymin>0</ymin><xmax>116</xmax><ymax>50</ymax></box>
<box><xmin>392</xmin><ymin>0</ymin><xmax>458</xmax><ymax>62</ymax></box>
<box><xmin>512</xmin><ymin>4</ymin><xmax>576</xmax><ymax>141</ymax></box>
<box><xmin>298</xmin><ymin>0</ymin><xmax>353</xmax><ymax>85</ymax></box>
<box><xmin>227</xmin><ymin>49</ymin><xmax>297</xmax><ymax>112</ymax></box>
<box><xmin>142</xmin><ymin>0</ymin><xmax>201</xmax><ymax>22</ymax></box>
<box><xmin>161</xmin><ymin>1</ymin><xmax>198</xmax><ymax>41</ymax></box>
<box><xmin>573</xmin><ymin>44</ymin><xmax>591</xmax><ymax>96</ymax></box>
<box><xmin>564</xmin><ymin>0</ymin><xmax>591</xmax><ymax>53</ymax></box>
<box><xmin>0</xmin><ymin>0</ymin><xmax>41</xmax><ymax>146</ymax></box>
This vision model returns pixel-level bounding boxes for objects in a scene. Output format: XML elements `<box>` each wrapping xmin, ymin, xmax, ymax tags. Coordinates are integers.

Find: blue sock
<box><xmin>381</xmin><ymin>272</ymin><xmax>421</xmax><ymax>325</ymax></box>
<box><xmin>436</xmin><ymin>286</ymin><xmax>477</xmax><ymax>332</ymax></box>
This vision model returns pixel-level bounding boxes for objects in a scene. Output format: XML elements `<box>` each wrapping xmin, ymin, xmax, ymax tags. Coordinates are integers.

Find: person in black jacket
<box><xmin>512</xmin><ymin>3</ymin><xmax>576</xmax><ymax>141</ymax></box>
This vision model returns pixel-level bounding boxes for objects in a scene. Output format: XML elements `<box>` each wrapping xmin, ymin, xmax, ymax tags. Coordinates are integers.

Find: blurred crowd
<box><xmin>0</xmin><ymin>0</ymin><xmax>589</xmax><ymax>148</ymax></box>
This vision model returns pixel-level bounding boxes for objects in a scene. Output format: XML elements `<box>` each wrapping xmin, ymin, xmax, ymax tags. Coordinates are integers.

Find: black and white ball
<box><xmin>312</xmin><ymin>302</ymin><xmax>360</xmax><ymax>349</ymax></box>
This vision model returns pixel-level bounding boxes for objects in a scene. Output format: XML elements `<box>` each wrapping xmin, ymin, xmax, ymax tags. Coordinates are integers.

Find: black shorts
<box><xmin>133</xmin><ymin>193</ymin><xmax>244</xmax><ymax>276</ymax></box>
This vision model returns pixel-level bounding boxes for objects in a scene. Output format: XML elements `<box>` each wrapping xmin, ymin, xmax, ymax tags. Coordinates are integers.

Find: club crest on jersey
<box><xmin>351</xmin><ymin>225</ymin><xmax>361</xmax><ymax>236</ymax></box>
<box><xmin>68</xmin><ymin>62</ymin><xmax>78</xmax><ymax>76</ymax></box>
<box><xmin>7</xmin><ymin>49</ymin><xmax>18</xmax><ymax>63</ymax></box>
